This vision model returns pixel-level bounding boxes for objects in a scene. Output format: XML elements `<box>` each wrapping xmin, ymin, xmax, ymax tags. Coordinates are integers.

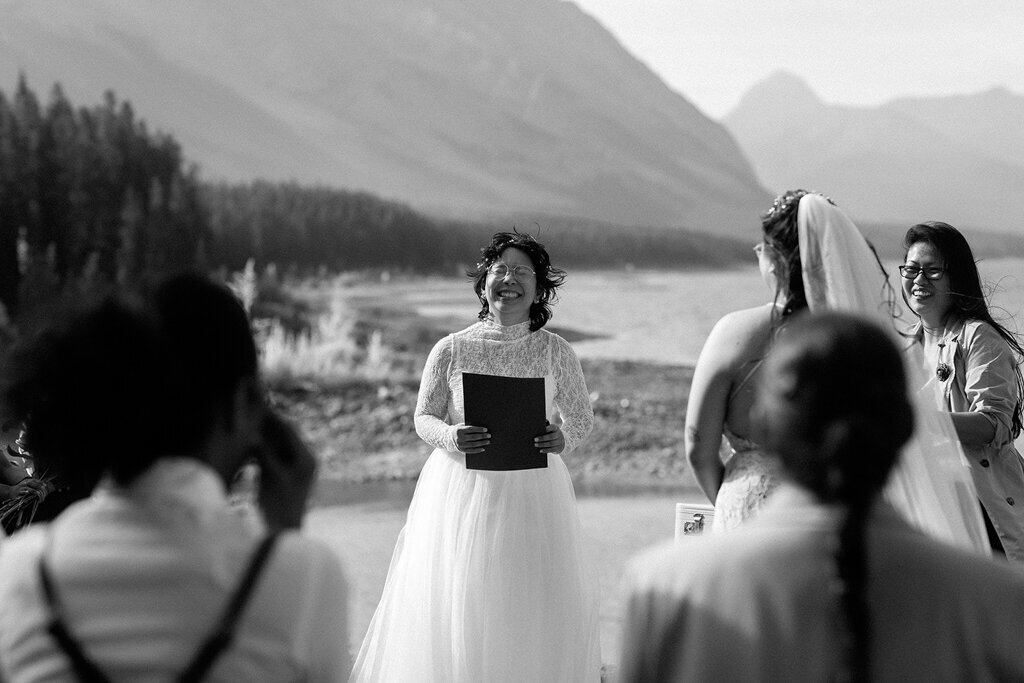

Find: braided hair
<box><xmin>753</xmin><ymin>312</ymin><xmax>914</xmax><ymax>682</ymax></box>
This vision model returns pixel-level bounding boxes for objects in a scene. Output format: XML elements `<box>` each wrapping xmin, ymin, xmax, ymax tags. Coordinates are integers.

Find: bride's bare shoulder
<box><xmin>713</xmin><ymin>304</ymin><xmax>776</xmax><ymax>337</ymax></box>
<box><xmin>697</xmin><ymin>304</ymin><xmax>775</xmax><ymax>366</ymax></box>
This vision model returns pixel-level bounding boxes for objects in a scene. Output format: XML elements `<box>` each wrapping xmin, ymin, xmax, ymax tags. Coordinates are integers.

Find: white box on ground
<box><xmin>674</xmin><ymin>503</ymin><xmax>714</xmax><ymax>540</ymax></box>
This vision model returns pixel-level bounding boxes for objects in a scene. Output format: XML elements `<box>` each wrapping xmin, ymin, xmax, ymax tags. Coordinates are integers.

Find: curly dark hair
<box><xmin>468</xmin><ymin>230</ymin><xmax>566</xmax><ymax>331</ymax></box>
<box><xmin>760</xmin><ymin>189</ymin><xmax>814</xmax><ymax>320</ymax></box>
<box><xmin>1</xmin><ymin>273</ymin><xmax>261</xmax><ymax>491</ymax></box>
<box><xmin>903</xmin><ymin>221</ymin><xmax>1024</xmax><ymax>437</ymax></box>
<box><xmin>2</xmin><ymin>295</ymin><xmax>167</xmax><ymax>493</ymax></box>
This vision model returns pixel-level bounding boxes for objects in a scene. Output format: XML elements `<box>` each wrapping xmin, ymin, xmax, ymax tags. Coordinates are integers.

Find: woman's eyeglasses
<box><xmin>898</xmin><ymin>265</ymin><xmax>946</xmax><ymax>281</ymax></box>
<box><xmin>487</xmin><ymin>262</ymin><xmax>536</xmax><ymax>280</ymax></box>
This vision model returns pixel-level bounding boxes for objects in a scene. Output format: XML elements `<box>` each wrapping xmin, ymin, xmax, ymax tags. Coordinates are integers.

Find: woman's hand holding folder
<box><xmin>455</xmin><ymin>425</ymin><xmax>491</xmax><ymax>454</ymax></box>
<box><xmin>533</xmin><ymin>423</ymin><xmax>565</xmax><ymax>454</ymax></box>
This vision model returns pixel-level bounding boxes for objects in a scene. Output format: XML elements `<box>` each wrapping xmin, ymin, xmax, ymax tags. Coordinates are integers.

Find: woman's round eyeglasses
<box><xmin>898</xmin><ymin>265</ymin><xmax>946</xmax><ymax>281</ymax></box>
<box><xmin>487</xmin><ymin>262</ymin><xmax>536</xmax><ymax>279</ymax></box>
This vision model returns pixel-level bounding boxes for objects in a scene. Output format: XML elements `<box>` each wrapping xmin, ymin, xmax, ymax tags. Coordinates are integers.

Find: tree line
<box><xmin>0</xmin><ymin>77</ymin><xmax>753</xmax><ymax>321</ymax></box>
<box><xmin>0</xmin><ymin>76</ymin><xmax>207</xmax><ymax>318</ymax></box>
<box><xmin>202</xmin><ymin>183</ymin><xmax>752</xmax><ymax>276</ymax></box>
<box><xmin>203</xmin><ymin>181</ymin><xmax>467</xmax><ymax>273</ymax></box>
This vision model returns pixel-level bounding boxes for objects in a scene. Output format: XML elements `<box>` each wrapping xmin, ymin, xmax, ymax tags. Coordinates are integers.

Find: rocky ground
<box><xmin>271</xmin><ymin>357</ymin><xmax>695</xmax><ymax>486</ymax></box>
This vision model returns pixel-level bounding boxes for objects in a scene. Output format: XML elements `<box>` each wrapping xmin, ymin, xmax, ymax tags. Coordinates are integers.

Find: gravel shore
<box><xmin>270</xmin><ymin>357</ymin><xmax>700</xmax><ymax>504</ymax></box>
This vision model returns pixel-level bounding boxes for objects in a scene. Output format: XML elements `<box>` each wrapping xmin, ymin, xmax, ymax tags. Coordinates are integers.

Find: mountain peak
<box><xmin>722</xmin><ymin>72</ymin><xmax>1024</xmax><ymax>234</ymax></box>
<box><xmin>982</xmin><ymin>84</ymin><xmax>1011</xmax><ymax>96</ymax></box>
<box><xmin>732</xmin><ymin>71</ymin><xmax>822</xmax><ymax>116</ymax></box>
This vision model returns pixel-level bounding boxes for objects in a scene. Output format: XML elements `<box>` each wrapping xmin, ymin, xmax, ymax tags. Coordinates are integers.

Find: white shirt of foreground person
<box><xmin>618</xmin><ymin>484</ymin><xmax>1024</xmax><ymax>682</ymax></box>
<box><xmin>0</xmin><ymin>458</ymin><xmax>351</xmax><ymax>682</ymax></box>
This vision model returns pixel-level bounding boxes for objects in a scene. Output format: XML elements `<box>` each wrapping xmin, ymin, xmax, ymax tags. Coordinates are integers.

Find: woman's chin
<box><xmin>491</xmin><ymin>305</ymin><xmax>529</xmax><ymax>325</ymax></box>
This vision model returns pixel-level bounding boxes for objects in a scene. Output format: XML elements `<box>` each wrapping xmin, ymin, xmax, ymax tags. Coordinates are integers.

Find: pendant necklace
<box><xmin>935</xmin><ymin>339</ymin><xmax>952</xmax><ymax>382</ymax></box>
<box><xmin>925</xmin><ymin>323</ymin><xmax>953</xmax><ymax>382</ymax></box>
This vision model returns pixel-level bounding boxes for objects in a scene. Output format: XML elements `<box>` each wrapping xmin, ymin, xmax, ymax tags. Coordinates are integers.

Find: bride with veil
<box><xmin>686</xmin><ymin>190</ymin><xmax>988</xmax><ymax>552</ymax></box>
<box><xmin>797</xmin><ymin>193</ymin><xmax>987</xmax><ymax>549</ymax></box>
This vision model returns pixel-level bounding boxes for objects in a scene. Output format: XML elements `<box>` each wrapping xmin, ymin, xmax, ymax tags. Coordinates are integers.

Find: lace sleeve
<box><xmin>414</xmin><ymin>335</ymin><xmax>459</xmax><ymax>452</ymax></box>
<box><xmin>552</xmin><ymin>334</ymin><xmax>594</xmax><ymax>454</ymax></box>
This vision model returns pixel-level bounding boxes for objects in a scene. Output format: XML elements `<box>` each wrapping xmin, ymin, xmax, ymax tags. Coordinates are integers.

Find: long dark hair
<box><xmin>468</xmin><ymin>230</ymin><xmax>566</xmax><ymax>331</ymax></box>
<box><xmin>761</xmin><ymin>189</ymin><xmax>812</xmax><ymax>321</ymax></box>
<box><xmin>903</xmin><ymin>221</ymin><xmax>1024</xmax><ymax>437</ymax></box>
<box><xmin>754</xmin><ymin>312</ymin><xmax>914</xmax><ymax>682</ymax></box>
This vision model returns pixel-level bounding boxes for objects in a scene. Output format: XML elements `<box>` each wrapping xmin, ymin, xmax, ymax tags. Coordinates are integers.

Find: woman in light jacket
<box><xmin>900</xmin><ymin>221</ymin><xmax>1024</xmax><ymax>565</ymax></box>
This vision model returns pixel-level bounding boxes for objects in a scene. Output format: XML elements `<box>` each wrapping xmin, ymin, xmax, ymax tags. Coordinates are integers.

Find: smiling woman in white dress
<box><xmin>350</xmin><ymin>231</ymin><xmax>601</xmax><ymax>683</ymax></box>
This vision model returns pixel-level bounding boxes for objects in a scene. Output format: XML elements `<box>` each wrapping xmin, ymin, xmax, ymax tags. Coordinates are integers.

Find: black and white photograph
<box><xmin>2</xmin><ymin>1</ymin><xmax>1024</xmax><ymax>680</ymax></box>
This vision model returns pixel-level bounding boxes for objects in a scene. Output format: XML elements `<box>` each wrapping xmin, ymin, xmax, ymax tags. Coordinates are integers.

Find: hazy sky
<box><xmin>569</xmin><ymin>0</ymin><xmax>1024</xmax><ymax>119</ymax></box>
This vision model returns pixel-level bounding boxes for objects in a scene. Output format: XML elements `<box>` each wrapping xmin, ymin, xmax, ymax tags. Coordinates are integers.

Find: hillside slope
<box><xmin>1</xmin><ymin>0</ymin><xmax>770</xmax><ymax>235</ymax></box>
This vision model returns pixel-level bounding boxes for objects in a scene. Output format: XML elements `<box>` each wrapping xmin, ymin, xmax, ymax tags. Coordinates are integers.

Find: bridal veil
<box><xmin>797</xmin><ymin>193</ymin><xmax>989</xmax><ymax>553</ymax></box>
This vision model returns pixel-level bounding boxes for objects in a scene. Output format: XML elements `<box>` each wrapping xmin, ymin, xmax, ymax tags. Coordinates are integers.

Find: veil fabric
<box><xmin>797</xmin><ymin>194</ymin><xmax>989</xmax><ymax>553</ymax></box>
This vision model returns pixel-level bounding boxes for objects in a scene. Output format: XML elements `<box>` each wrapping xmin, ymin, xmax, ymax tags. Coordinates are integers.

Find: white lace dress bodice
<box><xmin>414</xmin><ymin>320</ymin><xmax>594</xmax><ymax>456</ymax></box>
<box><xmin>714</xmin><ymin>427</ymin><xmax>782</xmax><ymax>532</ymax></box>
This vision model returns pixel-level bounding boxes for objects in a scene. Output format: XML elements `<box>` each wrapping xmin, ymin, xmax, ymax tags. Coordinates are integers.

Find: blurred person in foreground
<box><xmin>0</xmin><ymin>273</ymin><xmax>350</xmax><ymax>681</ymax></box>
<box><xmin>900</xmin><ymin>221</ymin><xmax>1024</xmax><ymax>565</ymax></box>
<box><xmin>1</xmin><ymin>420</ymin><xmax>52</xmax><ymax>535</ymax></box>
<box><xmin>619</xmin><ymin>312</ymin><xmax>1024</xmax><ymax>682</ymax></box>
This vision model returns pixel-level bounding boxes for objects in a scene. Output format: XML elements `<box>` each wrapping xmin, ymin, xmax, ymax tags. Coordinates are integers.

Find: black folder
<box><xmin>462</xmin><ymin>372</ymin><xmax>548</xmax><ymax>471</ymax></box>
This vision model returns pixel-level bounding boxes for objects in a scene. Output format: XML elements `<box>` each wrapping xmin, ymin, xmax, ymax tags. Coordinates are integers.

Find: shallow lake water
<box><xmin>397</xmin><ymin>257</ymin><xmax>1024</xmax><ymax>366</ymax></box>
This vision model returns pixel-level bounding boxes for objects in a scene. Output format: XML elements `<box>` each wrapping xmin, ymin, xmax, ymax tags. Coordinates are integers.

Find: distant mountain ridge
<box><xmin>724</xmin><ymin>71</ymin><xmax>1024</xmax><ymax>234</ymax></box>
<box><xmin>886</xmin><ymin>87</ymin><xmax>1024</xmax><ymax>171</ymax></box>
<box><xmin>0</xmin><ymin>0</ymin><xmax>770</xmax><ymax>236</ymax></box>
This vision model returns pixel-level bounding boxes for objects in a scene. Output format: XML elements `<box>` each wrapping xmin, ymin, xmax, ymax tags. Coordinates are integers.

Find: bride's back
<box><xmin>718</xmin><ymin>304</ymin><xmax>777</xmax><ymax>442</ymax></box>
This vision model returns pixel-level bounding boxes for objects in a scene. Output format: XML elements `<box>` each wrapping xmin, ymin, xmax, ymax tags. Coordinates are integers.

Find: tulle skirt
<box><xmin>350</xmin><ymin>448</ymin><xmax>601</xmax><ymax>682</ymax></box>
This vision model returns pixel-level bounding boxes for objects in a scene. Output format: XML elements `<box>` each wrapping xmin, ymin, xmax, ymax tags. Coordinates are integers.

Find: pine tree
<box><xmin>0</xmin><ymin>92</ymin><xmax>20</xmax><ymax>316</ymax></box>
<box><xmin>38</xmin><ymin>83</ymin><xmax>82</xmax><ymax>280</ymax></box>
<box><xmin>11</xmin><ymin>73</ymin><xmax>43</xmax><ymax>264</ymax></box>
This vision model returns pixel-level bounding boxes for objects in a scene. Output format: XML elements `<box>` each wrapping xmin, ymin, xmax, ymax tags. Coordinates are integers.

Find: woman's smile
<box><xmin>485</xmin><ymin>246</ymin><xmax>537</xmax><ymax>325</ymax></box>
<box><xmin>909</xmin><ymin>286</ymin><xmax>934</xmax><ymax>300</ymax></box>
<box><xmin>902</xmin><ymin>242</ymin><xmax>952</xmax><ymax>326</ymax></box>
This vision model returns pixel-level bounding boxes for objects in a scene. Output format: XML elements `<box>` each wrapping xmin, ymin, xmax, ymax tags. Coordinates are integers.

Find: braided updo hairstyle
<box><xmin>753</xmin><ymin>312</ymin><xmax>914</xmax><ymax>682</ymax></box>
<box><xmin>761</xmin><ymin>189</ymin><xmax>825</xmax><ymax>320</ymax></box>
<box><xmin>468</xmin><ymin>230</ymin><xmax>566</xmax><ymax>331</ymax></box>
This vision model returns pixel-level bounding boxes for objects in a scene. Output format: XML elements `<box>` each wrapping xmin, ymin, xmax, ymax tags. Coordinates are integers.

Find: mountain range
<box><xmin>0</xmin><ymin>0</ymin><xmax>769</xmax><ymax>237</ymax></box>
<box><xmin>724</xmin><ymin>71</ymin><xmax>1024</xmax><ymax>235</ymax></box>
